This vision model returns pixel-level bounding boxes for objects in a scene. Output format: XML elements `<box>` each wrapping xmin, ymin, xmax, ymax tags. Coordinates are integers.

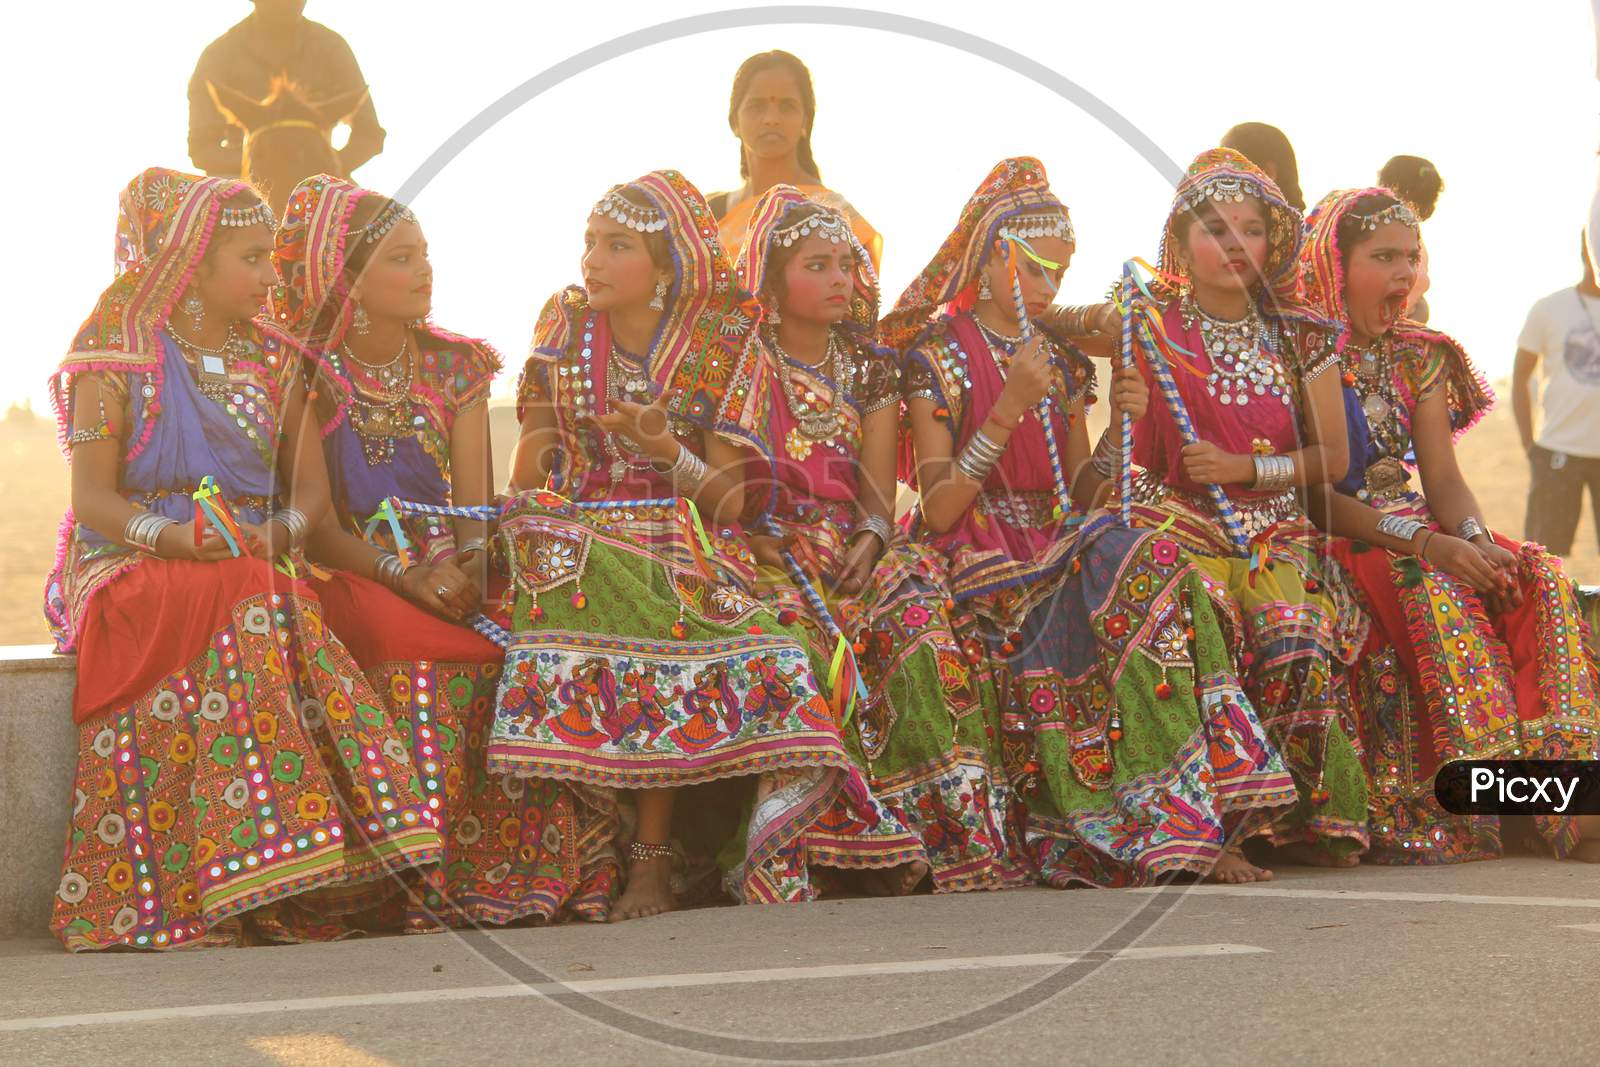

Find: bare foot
<box><xmin>610</xmin><ymin>854</ymin><xmax>675</xmax><ymax>922</ymax></box>
<box><xmin>1276</xmin><ymin>842</ymin><xmax>1360</xmax><ymax>869</ymax></box>
<box><xmin>864</xmin><ymin>859</ymin><xmax>930</xmax><ymax>897</ymax></box>
<box><xmin>1205</xmin><ymin>848</ymin><xmax>1274</xmax><ymax>884</ymax></box>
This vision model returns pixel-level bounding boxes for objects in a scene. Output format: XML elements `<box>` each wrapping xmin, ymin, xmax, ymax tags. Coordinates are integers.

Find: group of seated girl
<box><xmin>44</xmin><ymin>144</ymin><xmax>1598</xmax><ymax>952</ymax></box>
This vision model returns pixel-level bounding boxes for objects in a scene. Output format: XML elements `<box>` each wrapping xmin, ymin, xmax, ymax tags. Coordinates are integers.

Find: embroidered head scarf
<box><xmin>1299</xmin><ymin>187</ymin><xmax>1491</xmax><ymax>434</ymax></box>
<box><xmin>526</xmin><ymin>169</ymin><xmax>768</xmax><ymax>455</ymax></box>
<box><xmin>1155</xmin><ymin>147</ymin><xmax>1309</xmax><ymax>315</ymax></box>
<box><xmin>736</xmin><ymin>184</ymin><xmax>880</xmax><ymax>338</ymax></box>
<box><xmin>271</xmin><ymin>173</ymin><xmax>502</xmax><ymax>433</ymax></box>
<box><xmin>52</xmin><ymin>167</ymin><xmax>273</xmax><ymax>459</ymax></box>
<box><xmin>880</xmin><ymin>157</ymin><xmax>1073</xmax><ymax>353</ymax></box>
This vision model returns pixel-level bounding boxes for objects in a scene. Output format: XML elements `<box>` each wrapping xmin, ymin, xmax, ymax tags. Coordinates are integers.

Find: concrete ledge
<box><xmin>0</xmin><ymin>647</ymin><xmax>76</xmax><ymax>941</ymax></box>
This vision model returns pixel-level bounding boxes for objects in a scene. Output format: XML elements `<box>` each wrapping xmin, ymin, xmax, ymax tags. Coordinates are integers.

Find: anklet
<box><xmin>629</xmin><ymin>840</ymin><xmax>673</xmax><ymax>861</ymax></box>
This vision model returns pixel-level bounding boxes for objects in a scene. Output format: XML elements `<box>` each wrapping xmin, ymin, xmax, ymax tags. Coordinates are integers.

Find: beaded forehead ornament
<box><xmin>352</xmin><ymin>199</ymin><xmax>418</xmax><ymax>244</ymax></box>
<box><xmin>591</xmin><ymin>188</ymin><xmax>668</xmax><ymax>233</ymax></box>
<box><xmin>1349</xmin><ymin>199</ymin><xmax>1420</xmax><ymax>233</ymax></box>
<box><xmin>999</xmin><ymin>209</ymin><xmax>1074</xmax><ymax>244</ymax></box>
<box><xmin>771</xmin><ymin>206</ymin><xmax>849</xmax><ymax>247</ymax></box>
<box><xmin>218</xmin><ymin>201</ymin><xmax>277</xmax><ymax>229</ymax></box>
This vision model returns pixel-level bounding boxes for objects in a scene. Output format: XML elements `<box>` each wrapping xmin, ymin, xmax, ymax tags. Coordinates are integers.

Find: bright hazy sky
<box><xmin>4</xmin><ymin>1</ymin><xmax>1595</xmax><ymax>413</ymax></box>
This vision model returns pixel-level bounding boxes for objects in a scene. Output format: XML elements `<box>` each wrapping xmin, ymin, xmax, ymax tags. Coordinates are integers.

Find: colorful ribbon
<box><xmin>764</xmin><ymin>518</ymin><xmax>866</xmax><ymax>727</ymax></box>
<box><xmin>192</xmin><ymin>476</ymin><xmax>246</xmax><ymax>557</ymax></box>
<box><xmin>274</xmin><ymin>554</ymin><xmax>332</xmax><ymax>581</ymax></box>
<box><xmin>364</xmin><ymin>498</ymin><xmax>413</xmax><ymax>565</ymax></box>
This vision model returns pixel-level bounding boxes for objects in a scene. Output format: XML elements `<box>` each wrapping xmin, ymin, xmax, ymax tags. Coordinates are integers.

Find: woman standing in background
<box><xmin>709</xmin><ymin>50</ymin><xmax>883</xmax><ymax>272</ymax></box>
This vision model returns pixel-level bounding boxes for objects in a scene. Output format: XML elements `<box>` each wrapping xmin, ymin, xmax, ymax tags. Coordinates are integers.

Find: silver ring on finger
<box><xmin>436</xmin><ymin>585</ymin><xmax>450</xmax><ymax>598</ymax></box>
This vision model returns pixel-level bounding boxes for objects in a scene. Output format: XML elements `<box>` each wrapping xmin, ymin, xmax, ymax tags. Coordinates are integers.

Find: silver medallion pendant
<box><xmin>1362</xmin><ymin>393</ymin><xmax>1392</xmax><ymax>425</ymax></box>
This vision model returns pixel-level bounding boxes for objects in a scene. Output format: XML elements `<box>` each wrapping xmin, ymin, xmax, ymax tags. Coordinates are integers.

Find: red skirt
<box><xmin>309</xmin><ymin>570</ymin><xmax>619</xmax><ymax>928</ymax></box>
<box><xmin>1332</xmin><ymin>531</ymin><xmax>1600</xmax><ymax>862</ymax></box>
<box><xmin>55</xmin><ymin>556</ymin><xmax>443</xmax><ymax>951</ymax></box>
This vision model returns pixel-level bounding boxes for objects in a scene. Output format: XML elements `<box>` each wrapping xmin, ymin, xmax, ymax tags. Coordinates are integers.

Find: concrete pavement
<box><xmin>4</xmin><ymin>858</ymin><xmax>1600</xmax><ymax>1065</ymax></box>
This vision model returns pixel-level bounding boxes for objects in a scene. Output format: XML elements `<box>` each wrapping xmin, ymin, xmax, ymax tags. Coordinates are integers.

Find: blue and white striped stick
<box><xmin>1116</xmin><ymin>271</ymin><xmax>1136</xmax><ymax>528</ymax></box>
<box><xmin>1119</xmin><ymin>265</ymin><xmax>1251</xmax><ymax>557</ymax></box>
<box><xmin>1000</xmin><ymin>238</ymin><xmax>1072</xmax><ymax>523</ymax></box>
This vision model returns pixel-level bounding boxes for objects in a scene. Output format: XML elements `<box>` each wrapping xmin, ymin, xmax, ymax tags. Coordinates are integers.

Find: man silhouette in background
<box><xmin>187</xmin><ymin>0</ymin><xmax>385</xmax><ymax>178</ymax></box>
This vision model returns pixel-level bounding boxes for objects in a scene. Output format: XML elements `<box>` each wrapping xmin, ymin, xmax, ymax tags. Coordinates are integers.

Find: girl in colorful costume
<box><xmin>889</xmin><ymin>157</ymin><xmax>1297</xmax><ymax>886</ymax></box>
<box><xmin>738</xmin><ymin>185</ymin><xmax>1030</xmax><ymax>892</ymax></box>
<box><xmin>45</xmin><ymin>168</ymin><xmax>442</xmax><ymax>950</ymax></box>
<box><xmin>497</xmin><ymin>171</ymin><xmax>921</xmax><ymax>921</ymax></box>
<box><xmin>1299</xmin><ymin>187</ymin><xmax>1600</xmax><ymax>863</ymax></box>
<box><xmin>1105</xmin><ymin>148</ymin><xmax>1369</xmax><ymax>871</ymax></box>
<box><xmin>709</xmin><ymin>50</ymin><xmax>883</xmax><ymax>272</ymax></box>
<box><xmin>272</xmin><ymin>174</ymin><xmax>618</xmax><ymax>928</ymax></box>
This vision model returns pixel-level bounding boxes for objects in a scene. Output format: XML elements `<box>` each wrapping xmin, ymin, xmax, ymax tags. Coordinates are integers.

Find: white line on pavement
<box><xmin>1129</xmin><ymin>885</ymin><xmax>1600</xmax><ymax>908</ymax></box>
<box><xmin>1559</xmin><ymin>923</ymin><xmax>1600</xmax><ymax>932</ymax></box>
<box><xmin>0</xmin><ymin>943</ymin><xmax>1265</xmax><ymax>1033</ymax></box>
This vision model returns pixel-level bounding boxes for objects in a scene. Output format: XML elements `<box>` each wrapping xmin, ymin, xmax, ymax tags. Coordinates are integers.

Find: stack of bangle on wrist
<box><xmin>270</xmin><ymin>507</ymin><xmax>308</xmax><ymax>549</ymax></box>
<box><xmin>374</xmin><ymin>552</ymin><xmax>408</xmax><ymax>593</ymax></box>
<box><xmin>662</xmin><ymin>444</ymin><xmax>708</xmax><ymax>492</ymax></box>
<box><xmin>124</xmin><ymin>512</ymin><xmax>175</xmax><ymax>554</ymax></box>
<box><xmin>1376</xmin><ymin>514</ymin><xmax>1426</xmax><ymax>546</ymax></box>
<box><xmin>956</xmin><ymin>429</ymin><xmax>1006</xmax><ymax>483</ymax></box>
<box><xmin>1456</xmin><ymin>517</ymin><xmax>1487</xmax><ymax>542</ymax></box>
<box><xmin>1251</xmin><ymin>454</ymin><xmax>1294</xmax><ymax>492</ymax></box>
<box><xmin>855</xmin><ymin>514</ymin><xmax>893</xmax><ymax>545</ymax></box>
<box><xmin>1058</xmin><ymin>304</ymin><xmax>1101</xmax><ymax>335</ymax></box>
<box><xmin>1090</xmin><ymin>431</ymin><xmax>1122</xmax><ymax>478</ymax></box>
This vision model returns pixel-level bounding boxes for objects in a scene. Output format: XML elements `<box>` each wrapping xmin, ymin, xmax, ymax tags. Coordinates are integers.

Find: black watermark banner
<box><xmin>1435</xmin><ymin>760</ymin><xmax>1600</xmax><ymax>816</ymax></box>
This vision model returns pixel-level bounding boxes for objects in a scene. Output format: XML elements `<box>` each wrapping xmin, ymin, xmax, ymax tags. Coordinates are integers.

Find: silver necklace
<box><xmin>170</xmin><ymin>322</ymin><xmax>245</xmax><ymax>401</ymax></box>
<box><xmin>1184</xmin><ymin>294</ymin><xmax>1289</xmax><ymax>408</ymax></box>
<box><xmin>601</xmin><ymin>342</ymin><xmax>656</xmax><ymax>484</ymax></box>
<box><xmin>343</xmin><ymin>333</ymin><xmax>413</xmax><ymax>394</ymax></box>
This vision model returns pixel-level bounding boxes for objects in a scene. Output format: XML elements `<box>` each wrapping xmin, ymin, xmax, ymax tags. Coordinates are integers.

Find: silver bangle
<box><xmin>1456</xmin><ymin>517</ymin><xmax>1488</xmax><ymax>542</ymax></box>
<box><xmin>457</xmin><ymin>537</ymin><xmax>488</xmax><ymax>557</ymax></box>
<box><xmin>270</xmin><ymin>507</ymin><xmax>308</xmax><ymax>548</ymax></box>
<box><xmin>1272</xmin><ymin>455</ymin><xmax>1295</xmax><ymax>491</ymax></box>
<box><xmin>1276</xmin><ymin>455</ymin><xmax>1296</xmax><ymax>491</ymax></box>
<box><xmin>665</xmin><ymin>444</ymin><xmax>708</xmax><ymax>492</ymax></box>
<box><xmin>1251</xmin><ymin>454</ymin><xmax>1294</xmax><ymax>493</ymax></box>
<box><xmin>1090</xmin><ymin>431</ymin><xmax>1122</xmax><ymax>478</ymax></box>
<box><xmin>856</xmin><ymin>514</ymin><xmax>894</xmax><ymax>544</ymax></box>
<box><xmin>123</xmin><ymin>512</ymin><xmax>175</xmax><ymax>555</ymax></box>
<box><xmin>956</xmin><ymin>429</ymin><xmax>1005</xmax><ymax>483</ymax></box>
<box><xmin>1376</xmin><ymin>514</ymin><xmax>1426</xmax><ymax>544</ymax></box>
<box><xmin>374</xmin><ymin>552</ymin><xmax>407</xmax><ymax>592</ymax></box>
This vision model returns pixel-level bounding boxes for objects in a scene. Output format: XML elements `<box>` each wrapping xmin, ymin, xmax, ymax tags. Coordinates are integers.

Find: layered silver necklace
<box><xmin>1185</xmin><ymin>295</ymin><xmax>1290</xmax><ymax>408</ymax></box>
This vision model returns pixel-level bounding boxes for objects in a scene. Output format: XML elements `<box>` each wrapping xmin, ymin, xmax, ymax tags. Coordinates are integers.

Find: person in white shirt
<box><xmin>1513</xmin><ymin>234</ymin><xmax>1600</xmax><ymax>554</ymax></box>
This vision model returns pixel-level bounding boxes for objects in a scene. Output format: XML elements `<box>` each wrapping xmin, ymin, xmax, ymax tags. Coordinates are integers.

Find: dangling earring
<box><xmin>182</xmin><ymin>294</ymin><xmax>205</xmax><ymax>331</ymax></box>
<box><xmin>352</xmin><ymin>302</ymin><xmax>371</xmax><ymax>335</ymax></box>
<box><xmin>1177</xmin><ymin>271</ymin><xmax>1197</xmax><ymax>328</ymax></box>
<box><xmin>649</xmin><ymin>279</ymin><xmax>668</xmax><ymax>311</ymax></box>
<box><xmin>977</xmin><ymin>274</ymin><xmax>992</xmax><ymax>302</ymax></box>
<box><xmin>767</xmin><ymin>303</ymin><xmax>782</xmax><ymax>326</ymax></box>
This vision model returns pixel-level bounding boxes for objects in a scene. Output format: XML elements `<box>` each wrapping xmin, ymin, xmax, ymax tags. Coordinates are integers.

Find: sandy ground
<box><xmin>3</xmin><ymin>381</ymin><xmax>1597</xmax><ymax>648</ymax></box>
